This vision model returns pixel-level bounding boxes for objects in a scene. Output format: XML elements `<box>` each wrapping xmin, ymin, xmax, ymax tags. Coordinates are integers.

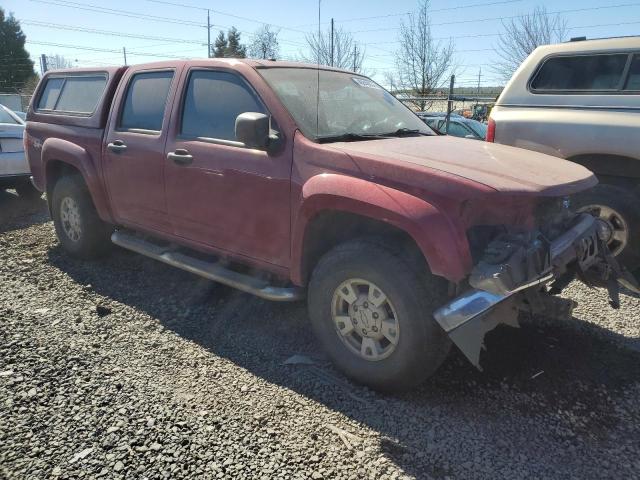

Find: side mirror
<box><xmin>235</xmin><ymin>112</ymin><xmax>270</xmax><ymax>149</ymax></box>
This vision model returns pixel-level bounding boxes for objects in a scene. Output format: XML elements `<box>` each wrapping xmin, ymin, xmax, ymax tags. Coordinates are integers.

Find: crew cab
<box><xmin>25</xmin><ymin>60</ymin><xmax>638</xmax><ymax>391</ymax></box>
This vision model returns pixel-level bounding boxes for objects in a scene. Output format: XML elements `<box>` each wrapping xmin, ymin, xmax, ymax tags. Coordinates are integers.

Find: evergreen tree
<box><xmin>213</xmin><ymin>31</ymin><xmax>228</xmax><ymax>58</ymax></box>
<box><xmin>0</xmin><ymin>8</ymin><xmax>35</xmax><ymax>93</ymax></box>
<box><xmin>225</xmin><ymin>27</ymin><xmax>246</xmax><ymax>58</ymax></box>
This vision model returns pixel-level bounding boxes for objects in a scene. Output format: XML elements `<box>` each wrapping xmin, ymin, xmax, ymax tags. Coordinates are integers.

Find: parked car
<box><xmin>25</xmin><ymin>61</ymin><xmax>636</xmax><ymax>390</ymax></box>
<box><xmin>0</xmin><ymin>104</ymin><xmax>39</xmax><ymax>198</ymax></box>
<box><xmin>417</xmin><ymin>112</ymin><xmax>487</xmax><ymax>140</ymax></box>
<box><xmin>489</xmin><ymin>36</ymin><xmax>640</xmax><ymax>270</ymax></box>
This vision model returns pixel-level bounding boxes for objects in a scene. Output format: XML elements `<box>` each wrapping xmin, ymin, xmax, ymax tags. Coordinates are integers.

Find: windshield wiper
<box><xmin>317</xmin><ymin>128</ymin><xmax>430</xmax><ymax>143</ymax></box>
<box><xmin>383</xmin><ymin>128</ymin><xmax>430</xmax><ymax>137</ymax></box>
<box><xmin>316</xmin><ymin>132</ymin><xmax>391</xmax><ymax>143</ymax></box>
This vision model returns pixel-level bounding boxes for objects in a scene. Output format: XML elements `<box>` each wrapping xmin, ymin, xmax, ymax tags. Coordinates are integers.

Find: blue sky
<box><xmin>3</xmin><ymin>0</ymin><xmax>640</xmax><ymax>87</ymax></box>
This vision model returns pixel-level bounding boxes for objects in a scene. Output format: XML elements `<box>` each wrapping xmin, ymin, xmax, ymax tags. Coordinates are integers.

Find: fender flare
<box><xmin>41</xmin><ymin>137</ymin><xmax>113</xmax><ymax>222</ymax></box>
<box><xmin>291</xmin><ymin>174</ymin><xmax>472</xmax><ymax>285</ymax></box>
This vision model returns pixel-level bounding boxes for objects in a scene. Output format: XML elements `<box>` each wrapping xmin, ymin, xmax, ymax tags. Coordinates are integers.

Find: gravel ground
<box><xmin>1</xmin><ymin>190</ymin><xmax>640</xmax><ymax>480</ymax></box>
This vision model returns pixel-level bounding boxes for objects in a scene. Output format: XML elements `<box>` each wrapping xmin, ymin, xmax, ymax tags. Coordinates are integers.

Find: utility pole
<box><xmin>476</xmin><ymin>67</ymin><xmax>482</xmax><ymax>96</ymax></box>
<box><xmin>353</xmin><ymin>44</ymin><xmax>357</xmax><ymax>72</ymax></box>
<box><xmin>40</xmin><ymin>54</ymin><xmax>48</xmax><ymax>74</ymax></box>
<box><xmin>207</xmin><ymin>9</ymin><xmax>211</xmax><ymax>58</ymax></box>
<box><xmin>330</xmin><ymin>18</ymin><xmax>334</xmax><ymax>67</ymax></box>
<box><xmin>445</xmin><ymin>74</ymin><xmax>455</xmax><ymax>134</ymax></box>
<box><xmin>122</xmin><ymin>47</ymin><xmax>127</xmax><ymax>66</ymax></box>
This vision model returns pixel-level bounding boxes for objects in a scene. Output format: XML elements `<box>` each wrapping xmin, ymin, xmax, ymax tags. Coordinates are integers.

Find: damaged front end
<box><xmin>434</xmin><ymin>204</ymin><xmax>640</xmax><ymax>369</ymax></box>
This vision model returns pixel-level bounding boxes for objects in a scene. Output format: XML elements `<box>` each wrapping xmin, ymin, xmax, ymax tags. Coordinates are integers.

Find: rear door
<box><xmin>103</xmin><ymin>68</ymin><xmax>179</xmax><ymax>232</ymax></box>
<box><xmin>164</xmin><ymin>67</ymin><xmax>292</xmax><ymax>267</ymax></box>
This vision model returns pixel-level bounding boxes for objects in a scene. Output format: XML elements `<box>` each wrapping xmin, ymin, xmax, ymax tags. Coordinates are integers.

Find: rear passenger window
<box><xmin>37</xmin><ymin>75</ymin><xmax>106</xmax><ymax>113</ymax></box>
<box><xmin>181</xmin><ymin>70</ymin><xmax>265</xmax><ymax>141</ymax></box>
<box><xmin>119</xmin><ymin>71</ymin><xmax>174</xmax><ymax>132</ymax></box>
<box><xmin>625</xmin><ymin>55</ymin><xmax>640</xmax><ymax>90</ymax></box>
<box><xmin>531</xmin><ymin>54</ymin><xmax>628</xmax><ymax>92</ymax></box>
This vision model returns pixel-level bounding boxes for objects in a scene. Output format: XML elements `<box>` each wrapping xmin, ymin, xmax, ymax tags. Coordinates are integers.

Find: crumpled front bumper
<box><xmin>433</xmin><ymin>213</ymin><xmax>638</xmax><ymax>368</ymax></box>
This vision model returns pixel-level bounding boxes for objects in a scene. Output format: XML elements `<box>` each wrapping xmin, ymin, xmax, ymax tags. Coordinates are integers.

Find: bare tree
<box><xmin>46</xmin><ymin>54</ymin><xmax>74</xmax><ymax>70</ymax></box>
<box><xmin>494</xmin><ymin>6</ymin><xmax>567</xmax><ymax>81</ymax></box>
<box><xmin>301</xmin><ymin>23</ymin><xmax>365</xmax><ymax>72</ymax></box>
<box><xmin>395</xmin><ymin>0</ymin><xmax>455</xmax><ymax>111</ymax></box>
<box><xmin>383</xmin><ymin>71</ymin><xmax>400</xmax><ymax>95</ymax></box>
<box><xmin>248</xmin><ymin>25</ymin><xmax>280</xmax><ymax>60</ymax></box>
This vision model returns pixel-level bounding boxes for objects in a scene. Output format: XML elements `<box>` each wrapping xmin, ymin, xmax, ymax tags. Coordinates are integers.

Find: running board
<box><xmin>111</xmin><ymin>231</ymin><xmax>304</xmax><ymax>302</ymax></box>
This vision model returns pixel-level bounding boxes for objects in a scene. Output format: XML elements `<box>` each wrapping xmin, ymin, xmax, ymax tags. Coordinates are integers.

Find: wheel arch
<box><xmin>291</xmin><ymin>174</ymin><xmax>472</xmax><ymax>286</ymax></box>
<box><xmin>42</xmin><ymin>138</ymin><xmax>113</xmax><ymax>222</ymax></box>
<box><xmin>567</xmin><ymin>153</ymin><xmax>640</xmax><ymax>190</ymax></box>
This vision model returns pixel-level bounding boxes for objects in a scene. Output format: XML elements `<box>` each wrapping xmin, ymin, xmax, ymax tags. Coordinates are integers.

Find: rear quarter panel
<box><xmin>492</xmin><ymin>105</ymin><xmax>640</xmax><ymax>161</ymax></box>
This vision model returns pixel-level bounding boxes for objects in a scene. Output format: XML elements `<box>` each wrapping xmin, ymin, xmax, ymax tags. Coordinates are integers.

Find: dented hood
<box><xmin>328</xmin><ymin>135</ymin><xmax>597</xmax><ymax>196</ymax></box>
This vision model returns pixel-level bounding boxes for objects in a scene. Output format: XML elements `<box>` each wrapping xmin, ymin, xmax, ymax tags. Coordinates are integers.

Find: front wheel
<box><xmin>308</xmin><ymin>239</ymin><xmax>451</xmax><ymax>391</ymax></box>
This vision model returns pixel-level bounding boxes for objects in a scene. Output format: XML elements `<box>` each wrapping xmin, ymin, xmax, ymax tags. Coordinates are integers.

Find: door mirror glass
<box><xmin>235</xmin><ymin>112</ymin><xmax>270</xmax><ymax>149</ymax></box>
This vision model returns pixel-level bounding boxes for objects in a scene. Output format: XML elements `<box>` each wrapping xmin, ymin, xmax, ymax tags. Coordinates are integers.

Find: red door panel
<box><xmin>103</xmin><ymin>68</ymin><xmax>178</xmax><ymax>232</ymax></box>
<box><xmin>164</xmin><ymin>68</ymin><xmax>292</xmax><ymax>267</ymax></box>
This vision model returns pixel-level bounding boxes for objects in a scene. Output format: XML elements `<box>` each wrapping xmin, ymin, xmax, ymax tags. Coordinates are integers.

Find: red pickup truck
<box><xmin>25</xmin><ymin>59</ymin><xmax>637</xmax><ymax>390</ymax></box>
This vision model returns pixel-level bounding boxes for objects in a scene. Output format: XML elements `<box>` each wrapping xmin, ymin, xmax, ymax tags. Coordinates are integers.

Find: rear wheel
<box><xmin>308</xmin><ymin>238</ymin><xmax>451</xmax><ymax>391</ymax></box>
<box><xmin>572</xmin><ymin>184</ymin><xmax>640</xmax><ymax>271</ymax></box>
<box><xmin>51</xmin><ymin>175</ymin><xmax>112</xmax><ymax>258</ymax></box>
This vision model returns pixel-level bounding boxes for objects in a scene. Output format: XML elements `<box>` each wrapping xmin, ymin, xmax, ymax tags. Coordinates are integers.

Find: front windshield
<box><xmin>259</xmin><ymin>68</ymin><xmax>431</xmax><ymax>141</ymax></box>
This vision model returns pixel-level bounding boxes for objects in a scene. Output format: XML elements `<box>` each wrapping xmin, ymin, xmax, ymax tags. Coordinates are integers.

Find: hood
<box><xmin>326</xmin><ymin>135</ymin><xmax>596</xmax><ymax>196</ymax></box>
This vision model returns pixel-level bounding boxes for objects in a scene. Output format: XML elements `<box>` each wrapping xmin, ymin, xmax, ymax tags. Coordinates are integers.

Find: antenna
<box><xmin>316</xmin><ymin>0</ymin><xmax>321</xmax><ymax>138</ymax></box>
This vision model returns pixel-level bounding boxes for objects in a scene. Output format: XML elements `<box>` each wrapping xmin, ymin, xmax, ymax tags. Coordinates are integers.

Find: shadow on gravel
<box><xmin>48</xmin><ymin>245</ymin><xmax>640</xmax><ymax>479</ymax></box>
<box><xmin>0</xmin><ymin>190</ymin><xmax>48</xmax><ymax>233</ymax></box>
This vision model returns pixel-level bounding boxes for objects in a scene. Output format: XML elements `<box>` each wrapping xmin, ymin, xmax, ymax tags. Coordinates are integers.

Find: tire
<box><xmin>15</xmin><ymin>180</ymin><xmax>42</xmax><ymax>199</ymax></box>
<box><xmin>308</xmin><ymin>238</ymin><xmax>451</xmax><ymax>391</ymax></box>
<box><xmin>51</xmin><ymin>175</ymin><xmax>112</xmax><ymax>258</ymax></box>
<box><xmin>572</xmin><ymin>184</ymin><xmax>640</xmax><ymax>271</ymax></box>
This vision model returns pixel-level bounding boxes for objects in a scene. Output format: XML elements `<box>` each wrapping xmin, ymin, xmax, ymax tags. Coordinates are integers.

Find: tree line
<box><xmin>1</xmin><ymin>3</ymin><xmax>567</xmax><ymax>100</ymax></box>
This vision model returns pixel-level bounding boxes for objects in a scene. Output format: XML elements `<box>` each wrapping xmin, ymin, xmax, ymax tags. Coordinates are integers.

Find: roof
<box><xmin>44</xmin><ymin>58</ymin><xmax>360</xmax><ymax>75</ymax></box>
<box><xmin>535</xmin><ymin>36</ymin><xmax>640</xmax><ymax>55</ymax></box>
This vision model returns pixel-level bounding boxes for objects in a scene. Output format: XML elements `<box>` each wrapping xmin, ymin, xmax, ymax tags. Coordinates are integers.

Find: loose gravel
<box><xmin>1</xmin><ymin>190</ymin><xmax>640</xmax><ymax>480</ymax></box>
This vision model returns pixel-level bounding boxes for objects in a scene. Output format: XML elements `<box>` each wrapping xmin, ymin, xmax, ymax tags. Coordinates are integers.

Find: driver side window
<box><xmin>181</xmin><ymin>70</ymin><xmax>266</xmax><ymax>141</ymax></box>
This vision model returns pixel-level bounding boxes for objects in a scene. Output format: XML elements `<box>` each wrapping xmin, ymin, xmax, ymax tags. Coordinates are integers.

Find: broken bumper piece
<box><xmin>434</xmin><ymin>213</ymin><xmax>639</xmax><ymax>368</ymax></box>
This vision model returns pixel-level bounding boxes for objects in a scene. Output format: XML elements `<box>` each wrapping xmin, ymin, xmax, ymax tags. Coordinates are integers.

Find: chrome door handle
<box><xmin>167</xmin><ymin>149</ymin><xmax>193</xmax><ymax>166</ymax></box>
<box><xmin>107</xmin><ymin>140</ymin><xmax>127</xmax><ymax>153</ymax></box>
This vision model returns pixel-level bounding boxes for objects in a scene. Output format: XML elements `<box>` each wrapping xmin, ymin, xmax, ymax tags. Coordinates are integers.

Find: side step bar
<box><xmin>111</xmin><ymin>231</ymin><xmax>304</xmax><ymax>302</ymax></box>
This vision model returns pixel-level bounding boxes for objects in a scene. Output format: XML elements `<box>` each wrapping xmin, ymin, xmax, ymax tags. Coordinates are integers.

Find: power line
<box><xmin>19</xmin><ymin>15</ymin><xmax>307</xmax><ymax>50</ymax></box>
<box><xmin>20</xmin><ymin>20</ymin><xmax>206</xmax><ymax>45</ymax></box>
<box><xmin>29</xmin><ymin>0</ymin><xmax>206</xmax><ymax>27</ymax></box>
<box><xmin>140</xmin><ymin>0</ymin><xmax>309</xmax><ymax>34</ymax></box>
<box><xmin>25</xmin><ymin>40</ymin><xmax>195</xmax><ymax>59</ymax></box>
<box><xmin>295</xmin><ymin>0</ymin><xmax>525</xmax><ymax>27</ymax></box>
<box><xmin>363</xmin><ymin>18</ymin><xmax>640</xmax><ymax>46</ymax></box>
<box><xmin>351</xmin><ymin>3</ymin><xmax>640</xmax><ymax>33</ymax></box>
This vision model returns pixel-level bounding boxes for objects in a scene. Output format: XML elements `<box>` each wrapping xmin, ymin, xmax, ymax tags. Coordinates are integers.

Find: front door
<box><xmin>164</xmin><ymin>68</ymin><xmax>292</xmax><ymax>267</ymax></box>
<box><xmin>103</xmin><ymin>69</ymin><xmax>177</xmax><ymax>232</ymax></box>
